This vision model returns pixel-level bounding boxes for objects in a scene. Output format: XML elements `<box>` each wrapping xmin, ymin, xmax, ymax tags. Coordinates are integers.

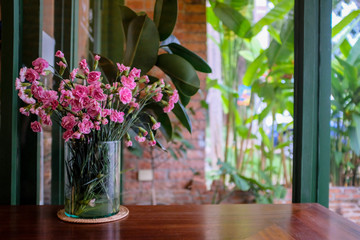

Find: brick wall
<box><xmin>122</xmin><ymin>0</ymin><xmax>208</xmax><ymax>205</ymax></box>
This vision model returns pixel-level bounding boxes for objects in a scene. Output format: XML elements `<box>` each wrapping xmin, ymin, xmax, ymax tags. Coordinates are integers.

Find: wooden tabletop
<box><xmin>0</xmin><ymin>203</ymin><xmax>360</xmax><ymax>239</ymax></box>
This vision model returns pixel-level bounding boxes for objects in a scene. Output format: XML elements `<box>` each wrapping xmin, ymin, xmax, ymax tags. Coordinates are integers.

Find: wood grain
<box><xmin>0</xmin><ymin>204</ymin><xmax>359</xmax><ymax>239</ymax></box>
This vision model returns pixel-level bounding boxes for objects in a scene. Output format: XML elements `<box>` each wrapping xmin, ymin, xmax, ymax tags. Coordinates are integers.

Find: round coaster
<box><xmin>57</xmin><ymin>206</ymin><xmax>129</xmax><ymax>224</ymax></box>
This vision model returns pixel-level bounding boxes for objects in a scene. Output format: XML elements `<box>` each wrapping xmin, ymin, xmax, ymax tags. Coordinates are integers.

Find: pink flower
<box><xmin>163</xmin><ymin>102</ymin><xmax>174</xmax><ymax>113</ymax></box>
<box><xmin>129</xmin><ymin>67</ymin><xmax>141</xmax><ymax>78</ymax></box>
<box><xmin>31</xmin><ymin>84</ymin><xmax>45</xmax><ymax>100</ymax></box>
<box><xmin>61</xmin><ymin>113</ymin><xmax>77</xmax><ymax>130</ymax></box>
<box><xmin>41</xmin><ymin>90</ymin><xmax>58</xmax><ymax>109</ymax></box>
<box><xmin>72</xmin><ymin>131</ymin><xmax>82</xmax><ymax>139</ymax></box>
<box><xmin>25</xmin><ymin>68</ymin><xmax>40</xmax><ymax>82</ymax></box>
<box><xmin>57</xmin><ymin>61</ymin><xmax>67</xmax><ymax>68</ymax></box>
<box><xmin>31</xmin><ymin>121</ymin><xmax>42</xmax><ymax>132</ymax></box>
<box><xmin>63</xmin><ymin>130</ymin><xmax>74</xmax><ymax>142</ymax></box>
<box><xmin>19</xmin><ymin>67</ymin><xmax>27</xmax><ymax>82</ymax></box>
<box><xmin>129</xmin><ymin>99</ymin><xmax>139</xmax><ymax>108</ymax></box>
<box><xmin>79</xmin><ymin>59</ymin><xmax>89</xmax><ymax>75</ymax></box>
<box><xmin>121</xmin><ymin>76</ymin><xmax>136</xmax><ymax>90</ymax></box>
<box><xmin>87</xmin><ymin>71</ymin><xmax>101</xmax><ymax>85</ymax></box>
<box><xmin>148</xmin><ymin>140</ymin><xmax>156</xmax><ymax>146</ymax></box>
<box><xmin>89</xmin><ymin>85</ymin><xmax>107</xmax><ymax>101</ymax></box>
<box><xmin>94</xmin><ymin>55</ymin><xmax>100</xmax><ymax>61</ymax></box>
<box><xmin>141</xmin><ymin>75</ymin><xmax>150</xmax><ymax>83</ymax></box>
<box><xmin>78</xmin><ymin>119</ymin><xmax>94</xmax><ymax>134</ymax></box>
<box><xmin>110</xmin><ymin>110</ymin><xmax>125</xmax><ymax>123</ymax></box>
<box><xmin>41</xmin><ymin>114</ymin><xmax>52</xmax><ymax>126</ymax></box>
<box><xmin>153</xmin><ymin>92</ymin><xmax>163</xmax><ymax>102</ymax></box>
<box><xmin>70</xmin><ymin>98</ymin><xmax>83</xmax><ymax>112</ymax></box>
<box><xmin>101</xmin><ymin>118</ymin><xmax>109</xmax><ymax>125</ymax></box>
<box><xmin>119</xmin><ymin>87</ymin><xmax>132</xmax><ymax>104</ymax></box>
<box><xmin>55</xmin><ymin>50</ymin><xmax>64</xmax><ymax>58</ymax></box>
<box><xmin>116</xmin><ymin>63</ymin><xmax>130</xmax><ymax>73</ymax></box>
<box><xmin>18</xmin><ymin>90</ymin><xmax>36</xmax><ymax>104</ymax></box>
<box><xmin>19</xmin><ymin>107</ymin><xmax>30</xmax><ymax>116</ymax></box>
<box><xmin>125</xmin><ymin>140</ymin><xmax>133</xmax><ymax>147</ymax></box>
<box><xmin>169</xmin><ymin>89</ymin><xmax>179</xmax><ymax>104</ymax></box>
<box><xmin>59</xmin><ymin>90</ymin><xmax>73</xmax><ymax>107</ymax></box>
<box><xmin>86</xmin><ymin>99</ymin><xmax>101</xmax><ymax>118</ymax></box>
<box><xmin>102</xmin><ymin>109</ymin><xmax>111</xmax><ymax>117</ymax></box>
<box><xmin>105</xmin><ymin>84</ymin><xmax>111</xmax><ymax>89</ymax></box>
<box><xmin>15</xmin><ymin>78</ymin><xmax>24</xmax><ymax>90</ymax></box>
<box><xmin>135</xmin><ymin>135</ymin><xmax>146</xmax><ymax>143</ymax></box>
<box><xmin>70</xmin><ymin>68</ymin><xmax>79</xmax><ymax>80</ymax></box>
<box><xmin>152</xmin><ymin>122</ymin><xmax>161</xmax><ymax>130</ymax></box>
<box><xmin>72</xmin><ymin>85</ymin><xmax>89</xmax><ymax>99</ymax></box>
<box><xmin>32</xmin><ymin>58</ymin><xmax>49</xmax><ymax>75</ymax></box>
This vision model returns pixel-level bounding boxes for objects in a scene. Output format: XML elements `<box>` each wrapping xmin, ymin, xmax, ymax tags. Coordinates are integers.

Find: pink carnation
<box><xmin>59</xmin><ymin>90</ymin><xmax>73</xmax><ymax>107</ymax></box>
<box><xmin>15</xmin><ymin>78</ymin><xmax>24</xmax><ymax>90</ymax></box>
<box><xmin>135</xmin><ymin>135</ymin><xmax>146</xmax><ymax>143</ymax></box>
<box><xmin>72</xmin><ymin>84</ymin><xmax>89</xmax><ymax>99</ymax></box>
<box><xmin>78</xmin><ymin>119</ymin><xmax>94</xmax><ymax>134</ymax></box>
<box><xmin>89</xmin><ymin>85</ymin><xmax>107</xmax><ymax>101</ymax></box>
<box><xmin>41</xmin><ymin>90</ymin><xmax>58</xmax><ymax>109</ymax></box>
<box><xmin>61</xmin><ymin>113</ymin><xmax>77</xmax><ymax>130</ymax></box>
<box><xmin>31</xmin><ymin>121</ymin><xmax>42</xmax><ymax>132</ymax></box>
<box><xmin>87</xmin><ymin>71</ymin><xmax>101</xmax><ymax>85</ymax></box>
<box><xmin>31</xmin><ymin>84</ymin><xmax>45</xmax><ymax>100</ymax></box>
<box><xmin>94</xmin><ymin>55</ymin><xmax>101</xmax><ymax>61</ymax></box>
<box><xmin>25</xmin><ymin>68</ymin><xmax>40</xmax><ymax>83</ymax></box>
<box><xmin>19</xmin><ymin>107</ymin><xmax>30</xmax><ymax>116</ymax></box>
<box><xmin>19</xmin><ymin>67</ymin><xmax>27</xmax><ymax>82</ymax></box>
<box><xmin>169</xmin><ymin>90</ymin><xmax>179</xmax><ymax>104</ymax></box>
<box><xmin>86</xmin><ymin>99</ymin><xmax>101</xmax><ymax>118</ymax></box>
<box><xmin>163</xmin><ymin>102</ymin><xmax>174</xmax><ymax>113</ymax></box>
<box><xmin>57</xmin><ymin>61</ymin><xmax>67</xmax><ymax>68</ymax></box>
<box><xmin>63</xmin><ymin>130</ymin><xmax>74</xmax><ymax>142</ymax></box>
<box><xmin>152</xmin><ymin>122</ymin><xmax>161</xmax><ymax>130</ymax></box>
<box><xmin>55</xmin><ymin>50</ymin><xmax>64</xmax><ymax>58</ymax></box>
<box><xmin>41</xmin><ymin>114</ymin><xmax>52</xmax><ymax>126</ymax></box>
<box><xmin>18</xmin><ymin>90</ymin><xmax>36</xmax><ymax>104</ymax></box>
<box><xmin>148</xmin><ymin>140</ymin><xmax>156</xmax><ymax>146</ymax></box>
<box><xmin>32</xmin><ymin>58</ymin><xmax>49</xmax><ymax>75</ymax></box>
<box><xmin>129</xmin><ymin>99</ymin><xmax>139</xmax><ymax>108</ymax></box>
<box><xmin>121</xmin><ymin>76</ymin><xmax>136</xmax><ymax>90</ymax></box>
<box><xmin>79</xmin><ymin>59</ymin><xmax>89</xmax><ymax>75</ymax></box>
<box><xmin>153</xmin><ymin>92</ymin><xmax>163</xmax><ymax>102</ymax></box>
<box><xmin>125</xmin><ymin>140</ymin><xmax>133</xmax><ymax>147</ymax></box>
<box><xmin>119</xmin><ymin>87</ymin><xmax>132</xmax><ymax>104</ymax></box>
<box><xmin>102</xmin><ymin>109</ymin><xmax>111</xmax><ymax>118</ymax></box>
<box><xmin>70</xmin><ymin>68</ymin><xmax>79</xmax><ymax>81</ymax></box>
<box><xmin>70</xmin><ymin>98</ymin><xmax>83</xmax><ymax>112</ymax></box>
<box><xmin>116</xmin><ymin>63</ymin><xmax>130</xmax><ymax>73</ymax></box>
<box><xmin>110</xmin><ymin>110</ymin><xmax>125</xmax><ymax>123</ymax></box>
<box><xmin>129</xmin><ymin>67</ymin><xmax>141</xmax><ymax>78</ymax></box>
<box><xmin>101</xmin><ymin>118</ymin><xmax>109</xmax><ymax>125</ymax></box>
<box><xmin>72</xmin><ymin>131</ymin><xmax>82</xmax><ymax>139</ymax></box>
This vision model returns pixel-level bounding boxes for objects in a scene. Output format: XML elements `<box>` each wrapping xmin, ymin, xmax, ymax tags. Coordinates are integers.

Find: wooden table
<box><xmin>1</xmin><ymin>203</ymin><xmax>360</xmax><ymax>239</ymax></box>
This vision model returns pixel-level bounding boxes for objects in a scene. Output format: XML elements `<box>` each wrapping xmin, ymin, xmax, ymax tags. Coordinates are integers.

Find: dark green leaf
<box><xmin>172</xmin><ymin>102</ymin><xmax>192</xmax><ymax>133</ymax></box>
<box><xmin>167</xmin><ymin>43</ymin><xmax>212</xmax><ymax>73</ymax></box>
<box><xmin>95</xmin><ymin>54</ymin><xmax>118</xmax><ymax>84</ymax></box>
<box><xmin>179</xmin><ymin>91</ymin><xmax>191</xmax><ymax>106</ymax></box>
<box><xmin>154</xmin><ymin>0</ymin><xmax>178</xmax><ymax>41</ymax></box>
<box><xmin>124</xmin><ymin>15</ymin><xmax>160</xmax><ymax>74</ymax></box>
<box><xmin>156</xmin><ymin>54</ymin><xmax>200</xmax><ymax>96</ymax></box>
<box><xmin>119</xmin><ymin>5</ymin><xmax>137</xmax><ymax>36</ymax></box>
<box><xmin>213</xmin><ymin>2</ymin><xmax>251</xmax><ymax>37</ymax></box>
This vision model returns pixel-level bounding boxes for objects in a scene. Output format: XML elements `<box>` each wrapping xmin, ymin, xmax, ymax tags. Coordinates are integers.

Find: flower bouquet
<box><xmin>16</xmin><ymin>51</ymin><xmax>180</xmax><ymax>218</ymax></box>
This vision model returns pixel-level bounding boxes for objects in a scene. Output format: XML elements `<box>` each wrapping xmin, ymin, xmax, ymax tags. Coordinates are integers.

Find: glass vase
<box><xmin>64</xmin><ymin>140</ymin><xmax>121</xmax><ymax>219</ymax></box>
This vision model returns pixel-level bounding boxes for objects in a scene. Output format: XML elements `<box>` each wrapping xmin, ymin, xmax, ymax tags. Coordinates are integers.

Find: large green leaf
<box><xmin>207</xmin><ymin>6</ymin><xmax>220</xmax><ymax>32</ymax></box>
<box><xmin>156</xmin><ymin>54</ymin><xmax>200</xmax><ymax>96</ymax></box>
<box><xmin>347</xmin><ymin>38</ymin><xmax>360</xmax><ymax>65</ymax></box>
<box><xmin>349</xmin><ymin>115</ymin><xmax>360</xmax><ymax>155</ymax></box>
<box><xmin>167</xmin><ymin>43</ymin><xmax>212</xmax><ymax>73</ymax></box>
<box><xmin>96</xmin><ymin>54</ymin><xmax>118</xmax><ymax>84</ymax></box>
<box><xmin>119</xmin><ymin>6</ymin><xmax>137</xmax><ymax>38</ymax></box>
<box><xmin>242</xmin><ymin>51</ymin><xmax>266</xmax><ymax>86</ymax></box>
<box><xmin>124</xmin><ymin>15</ymin><xmax>160</xmax><ymax>74</ymax></box>
<box><xmin>266</xmin><ymin>16</ymin><xmax>294</xmax><ymax>69</ymax></box>
<box><xmin>224</xmin><ymin>0</ymin><xmax>248</xmax><ymax>11</ymax></box>
<box><xmin>178</xmin><ymin>92</ymin><xmax>191</xmax><ymax>106</ymax></box>
<box><xmin>153</xmin><ymin>0</ymin><xmax>178</xmax><ymax>41</ymax></box>
<box><xmin>332</xmin><ymin>10</ymin><xmax>360</xmax><ymax>38</ymax></box>
<box><xmin>335</xmin><ymin>56</ymin><xmax>358</xmax><ymax>90</ymax></box>
<box><xmin>213</xmin><ymin>2</ymin><xmax>251</xmax><ymax>37</ymax></box>
<box><xmin>172</xmin><ymin>102</ymin><xmax>192</xmax><ymax>133</ymax></box>
<box><xmin>245</xmin><ymin>0</ymin><xmax>294</xmax><ymax>38</ymax></box>
<box><xmin>340</xmin><ymin>39</ymin><xmax>351</xmax><ymax>58</ymax></box>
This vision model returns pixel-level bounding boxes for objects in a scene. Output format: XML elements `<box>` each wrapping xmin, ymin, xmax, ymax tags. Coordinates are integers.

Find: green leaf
<box><xmin>95</xmin><ymin>54</ymin><xmax>118</xmax><ymax>84</ymax></box>
<box><xmin>156</xmin><ymin>54</ymin><xmax>200</xmax><ymax>96</ymax></box>
<box><xmin>334</xmin><ymin>151</ymin><xmax>343</xmax><ymax>166</ymax></box>
<box><xmin>119</xmin><ymin>5</ymin><xmax>137</xmax><ymax>38</ymax></box>
<box><xmin>332</xmin><ymin>10</ymin><xmax>360</xmax><ymax>38</ymax></box>
<box><xmin>274</xmin><ymin>141</ymin><xmax>290</xmax><ymax>150</ymax></box>
<box><xmin>206</xmin><ymin>6</ymin><xmax>220</xmax><ymax>31</ymax></box>
<box><xmin>245</xmin><ymin>0</ymin><xmax>294</xmax><ymax>38</ymax></box>
<box><xmin>225</xmin><ymin>0</ymin><xmax>249</xmax><ymax>11</ymax></box>
<box><xmin>340</xmin><ymin>39</ymin><xmax>351</xmax><ymax>58</ymax></box>
<box><xmin>349</xmin><ymin>115</ymin><xmax>360</xmax><ymax>155</ymax></box>
<box><xmin>124</xmin><ymin>15</ymin><xmax>160</xmax><ymax>74</ymax></box>
<box><xmin>259</xmin><ymin>128</ymin><xmax>271</xmax><ymax>149</ymax></box>
<box><xmin>347</xmin><ymin>38</ymin><xmax>360</xmax><ymax>65</ymax></box>
<box><xmin>242</xmin><ymin>51</ymin><xmax>266</xmax><ymax>86</ymax></box>
<box><xmin>172</xmin><ymin>102</ymin><xmax>192</xmax><ymax>133</ymax></box>
<box><xmin>154</xmin><ymin>0</ymin><xmax>178</xmax><ymax>41</ymax></box>
<box><xmin>233</xmin><ymin>174</ymin><xmax>250</xmax><ymax>191</ymax></box>
<box><xmin>267</xmin><ymin>25</ymin><xmax>282</xmax><ymax>44</ymax></box>
<box><xmin>213</xmin><ymin>2</ymin><xmax>251</xmax><ymax>37</ymax></box>
<box><xmin>167</xmin><ymin>43</ymin><xmax>212</xmax><ymax>73</ymax></box>
<box><xmin>335</xmin><ymin>56</ymin><xmax>357</xmax><ymax>90</ymax></box>
<box><xmin>179</xmin><ymin>92</ymin><xmax>191</xmax><ymax>106</ymax></box>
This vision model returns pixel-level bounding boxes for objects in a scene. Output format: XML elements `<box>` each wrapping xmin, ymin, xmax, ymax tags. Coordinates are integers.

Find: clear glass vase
<box><xmin>64</xmin><ymin>140</ymin><xmax>121</xmax><ymax>219</ymax></box>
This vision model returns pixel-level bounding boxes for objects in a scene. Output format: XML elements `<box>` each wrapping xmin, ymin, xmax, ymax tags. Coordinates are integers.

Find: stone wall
<box><xmin>122</xmin><ymin>0</ymin><xmax>208</xmax><ymax>205</ymax></box>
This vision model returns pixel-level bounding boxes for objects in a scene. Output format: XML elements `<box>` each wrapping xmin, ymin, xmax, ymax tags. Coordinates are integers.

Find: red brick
<box><xmin>169</xmin><ymin>170</ymin><xmax>194</xmax><ymax>180</ymax></box>
<box><xmin>184</xmin><ymin>4</ymin><xmax>205</xmax><ymax>13</ymax></box>
<box><xmin>345</xmin><ymin>188</ymin><xmax>358</xmax><ymax>194</ymax></box>
<box><xmin>138</xmin><ymin>160</ymin><xmax>151</xmax><ymax>169</ymax></box>
<box><xmin>178</xmin><ymin>23</ymin><xmax>206</xmax><ymax>33</ymax></box>
<box><xmin>125</xmin><ymin>0</ymin><xmax>144</xmax><ymax>10</ymax></box>
<box><xmin>178</xmin><ymin>14</ymin><xmax>206</xmax><ymax>23</ymax></box>
<box><xmin>353</xmin><ymin>194</ymin><xmax>360</xmax><ymax>198</ymax></box>
<box><xmin>154</xmin><ymin>170</ymin><xmax>168</xmax><ymax>180</ymax></box>
<box><xmin>330</xmin><ymin>188</ymin><xmax>343</xmax><ymax>194</ymax></box>
<box><xmin>186</xmin><ymin>149</ymin><xmax>205</xmax><ymax>159</ymax></box>
<box><xmin>124</xmin><ymin>181</ymin><xmax>140</xmax><ymax>191</ymax></box>
<box><xmin>141</xmin><ymin>181</ymin><xmax>152</xmax><ymax>191</ymax></box>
